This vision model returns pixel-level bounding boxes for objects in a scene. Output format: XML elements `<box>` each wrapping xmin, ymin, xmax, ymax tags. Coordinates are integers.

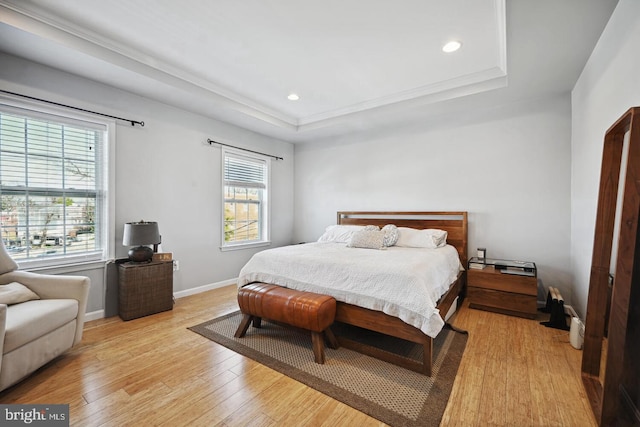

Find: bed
<box><xmin>237</xmin><ymin>211</ymin><xmax>468</xmax><ymax>375</ymax></box>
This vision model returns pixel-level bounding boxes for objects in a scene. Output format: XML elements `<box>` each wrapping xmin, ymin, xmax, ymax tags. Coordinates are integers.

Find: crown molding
<box><xmin>0</xmin><ymin>2</ymin><xmax>298</xmax><ymax>130</ymax></box>
<box><xmin>297</xmin><ymin>67</ymin><xmax>507</xmax><ymax>129</ymax></box>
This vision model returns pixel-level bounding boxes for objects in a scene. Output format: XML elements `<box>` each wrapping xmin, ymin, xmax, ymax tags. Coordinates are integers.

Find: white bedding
<box><xmin>237</xmin><ymin>242</ymin><xmax>462</xmax><ymax>338</ymax></box>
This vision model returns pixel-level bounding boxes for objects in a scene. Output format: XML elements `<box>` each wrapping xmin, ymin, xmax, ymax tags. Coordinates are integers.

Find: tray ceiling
<box><xmin>0</xmin><ymin>0</ymin><xmax>618</xmax><ymax>142</ymax></box>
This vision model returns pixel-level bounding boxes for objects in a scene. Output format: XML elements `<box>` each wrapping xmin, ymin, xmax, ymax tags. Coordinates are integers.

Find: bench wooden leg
<box><xmin>234</xmin><ymin>314</ymin><xmax>253</xmax><ymax>338</ymax></box>
<box><xmin>311</xmin><ymin>331</ymin><xmax>325</xmax><ymax>364</ymax></box>
<box><xmin>324</xmin><ymin>327</ymin><xmax>339</xmax><ymax>349</ymax></box>
<box><xmin>252</xmin><ymin>317</ymin><xmax>262</xmax><ymax>328</ymax></box>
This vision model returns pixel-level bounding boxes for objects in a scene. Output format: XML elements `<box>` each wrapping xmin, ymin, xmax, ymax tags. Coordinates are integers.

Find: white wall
<box><xmin>6</xmin><ymin>0</ymin><xmax>636</xmax><ymax>319</ymax></box>
<box><xmin>294</xmin><ymin>94</ymin><xmax>572</xmax><ymax>299</ymax></box>
<box><xmin>570</xmin><ymin>0</ymin><xmax>640</xmax><ymax>319</ymax></box>
<box><xmin>0</xmin><ymin>52</ymin><xmax>295</xmax><ymax>315</ymax></box>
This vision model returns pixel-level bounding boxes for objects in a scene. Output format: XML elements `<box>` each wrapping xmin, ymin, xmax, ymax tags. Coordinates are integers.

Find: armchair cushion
<box><xmin>0</xmin><ymin>282</ymin><xmax>40</xmax><ymax>305</ymax></box>
<box><xmin>3</xmin><ymin>299</ymin><xmax>78</xmax><ymax>353</ymax></box>
<box><xmin>0</xmin><ymin>270</ymin><xmax>89</xmax><ymax>346</ymax></box>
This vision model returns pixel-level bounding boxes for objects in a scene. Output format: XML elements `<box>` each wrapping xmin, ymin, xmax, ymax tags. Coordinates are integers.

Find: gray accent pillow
<box><xmin>347</xmin><ymin>229</ymin><xmax>386</xmax><ymax>250</ymax></box>
<box><xmin>382</xmin><ymin>224</ymin><xmax>399</xmax><ymax>247</ymax></box>
<box><xmin>0</xmin><ymin>282</ymin><xmax>40</xmax><ymax>305</ymax></box>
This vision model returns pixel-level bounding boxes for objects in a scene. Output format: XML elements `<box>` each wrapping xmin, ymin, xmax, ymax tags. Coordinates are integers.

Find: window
<box><xmin>0</xmin><ymin>102</ymin><xmax>111</xmax><ymax>266</ymax></box>
<box><xmin>222</xmin><ymin>148</ymin><xmax>270</xmax><ymax>249</ymax></box>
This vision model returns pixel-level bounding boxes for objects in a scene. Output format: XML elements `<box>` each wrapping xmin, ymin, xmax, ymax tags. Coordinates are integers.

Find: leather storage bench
<box><xmin>235</xmin><ymin>283</ymin><xmax>339</xmax><ymax>364</ymax></box>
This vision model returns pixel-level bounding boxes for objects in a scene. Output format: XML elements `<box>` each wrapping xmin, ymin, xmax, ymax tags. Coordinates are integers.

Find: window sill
<box><xmin>16</xmin><ymin>252</ymin><xmax>106</xmax><ymax>272</ymax></box>
<box><xmin>220</xmin><ymin>241</ymin><xmax>271</xmax><ymax>252</ymax></box>
<box><xmin>19</xmin><ymin>259</ymin><xmax>107</xmax><ymax>274</ymax></box>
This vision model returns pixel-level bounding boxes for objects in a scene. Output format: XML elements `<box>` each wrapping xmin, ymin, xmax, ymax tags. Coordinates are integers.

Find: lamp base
<box><xmin>128</xmin><ymin>246</ymin><xmax>154</xmax><ymax>262</ymax></box>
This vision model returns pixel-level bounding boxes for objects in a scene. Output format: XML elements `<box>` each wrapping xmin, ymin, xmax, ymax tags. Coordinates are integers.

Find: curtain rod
<box><xmin>0</xmin><ymin>89</ymin><xmax>145</xmax><ymax>127</ymax></box>
<box><xmin>207</xmin><ymin>138</ymin><xmax>283</xmax><ymax>161</ymax></box>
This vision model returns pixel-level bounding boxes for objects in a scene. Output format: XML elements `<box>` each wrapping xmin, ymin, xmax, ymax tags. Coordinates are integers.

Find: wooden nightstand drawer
<box><xmin>467</xmin><ymin>258</ymin><xmax>538</xmax><ymax>319</ymax></box>
<box><xmin>468</xmin><ymin>286</ymin><xmax>537</xmax><ymax>318</ymax></box>
<box><xmin>468</xmin><ymin>268</ymin><xmax>537</xmax><ymax>295</ymax></box>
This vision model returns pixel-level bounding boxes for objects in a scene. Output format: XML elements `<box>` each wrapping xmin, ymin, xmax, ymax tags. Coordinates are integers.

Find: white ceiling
<box><xmin>0</xmin><ymin>0</ymin><xmax>618</xmax><ymax>142</ymax></box>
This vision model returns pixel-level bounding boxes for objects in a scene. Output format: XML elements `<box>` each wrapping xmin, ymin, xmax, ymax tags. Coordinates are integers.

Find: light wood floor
<box><xmin>0</xmin><ymin>285</ymin><xmax>596</xmax><ymax>426</ymax></box>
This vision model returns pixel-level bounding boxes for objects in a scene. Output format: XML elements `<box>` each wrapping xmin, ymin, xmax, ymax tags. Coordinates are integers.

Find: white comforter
<box><xmin>237</xmin><ymin>242</ymin><xmax>462</xmax><ymax>338</ymax></box>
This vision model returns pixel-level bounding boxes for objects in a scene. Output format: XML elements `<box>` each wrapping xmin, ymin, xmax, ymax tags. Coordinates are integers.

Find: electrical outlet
<box><xmin>173</xmin><ymin>260</ymin><xmax>179</xmax><ymax>271</ymax></box>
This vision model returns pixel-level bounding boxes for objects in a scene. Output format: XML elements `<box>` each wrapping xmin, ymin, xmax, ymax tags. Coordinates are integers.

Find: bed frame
<box><xmin>334</xmin><ymin>211</ymin><xmax>468</xmax><ymax>376</ymax></box>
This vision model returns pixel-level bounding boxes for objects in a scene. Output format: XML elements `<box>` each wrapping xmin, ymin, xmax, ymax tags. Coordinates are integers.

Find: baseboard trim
<box><xmin>84</xmin><ymin>278</ymin><xmax>237</xmax><ymax>321</ymax></box>
<box><xmin>173</xmin><ymin>279</ymin><xmax>237</xmax><ymax>299</ymax></box>
<box><xmin>85</xmin><ymin>310</ymin><xmax>105</xmax><ymax>322</ymax></box>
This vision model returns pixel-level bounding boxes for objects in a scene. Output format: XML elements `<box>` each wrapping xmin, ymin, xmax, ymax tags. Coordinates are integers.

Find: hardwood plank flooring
<box><xmin>0</xmin><ymin>285</ymin><xmax>597</xmax><ymax>426</ymax></box>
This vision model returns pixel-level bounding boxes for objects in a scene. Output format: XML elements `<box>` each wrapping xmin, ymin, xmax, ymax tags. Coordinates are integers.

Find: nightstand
<box><xmin>467</xmin><ymin>257</ymin><xmax>537</xmax><ymax>319</ymax></box>
<box><xmin>118</xmin><ymin>260</ymin><xmax>174</xmax><ymax>320</ymax></box>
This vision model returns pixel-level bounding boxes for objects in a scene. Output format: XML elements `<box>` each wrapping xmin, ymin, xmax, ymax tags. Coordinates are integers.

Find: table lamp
<box><xmin>123</xmin><ymin>220</ymin><xmax>161</xmax><ymax>262</ymax></box>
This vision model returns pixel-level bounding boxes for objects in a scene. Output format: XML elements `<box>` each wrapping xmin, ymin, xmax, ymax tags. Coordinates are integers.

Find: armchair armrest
<box><xmin>0</xmin><ymin>304</ymin><xmax>5</xmax><ymax>370</ymax></box>
<box><xmin>0</xmin><ymin>271</ymin><xmax>90</xmax><ymax>345</ymax></box>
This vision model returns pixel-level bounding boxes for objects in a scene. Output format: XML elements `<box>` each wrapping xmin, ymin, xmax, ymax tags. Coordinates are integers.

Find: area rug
<box><xmin>189</xmin><ymin>311</ymin><xmax>467</xmax><ymax>427</ymax></box>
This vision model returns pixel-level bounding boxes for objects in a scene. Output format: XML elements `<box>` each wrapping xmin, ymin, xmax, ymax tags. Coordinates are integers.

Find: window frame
<box><xmin>220</xmin><ymin>147</ymin><xmax>271</xmax><ymax>251</ymax></box>
<box><xmin>0</xmin><ymin>95</ymin><xmax>115</xmax><ymax>269</ymax></box>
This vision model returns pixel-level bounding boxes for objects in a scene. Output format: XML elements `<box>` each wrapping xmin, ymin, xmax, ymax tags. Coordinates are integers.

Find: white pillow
<box><xmin>347</xmin><ymin>229</ymin><xmax>386</xmax><ymax>250</ymax></box>
<box><xmin>0</xmin><ymin>282</ymin><xmax>40</xmax><ymax>305</ymax></box>
<box><xmin>317</xmin><ymin>225</ymin><xmax>365</xmax><ymax>243</ymax></box>
<box><xmin>395</xmin><ymin>228</ymin><xmax>448</xmax><ymax>249</ymax></box>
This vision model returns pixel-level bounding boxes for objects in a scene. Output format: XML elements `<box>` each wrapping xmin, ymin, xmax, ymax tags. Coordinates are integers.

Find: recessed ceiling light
<box><xmin>442</xmin><ymin>41</ymin><xmax>462</xmax><ymax>53</ymax></box>
<box><xmin>287</xmin><ymin>93</ymin><xmax>300</xmax><ymax>101</ymax></box>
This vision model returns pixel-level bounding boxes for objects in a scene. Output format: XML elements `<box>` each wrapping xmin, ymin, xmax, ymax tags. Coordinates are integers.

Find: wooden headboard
<box><xmin>337</xmin><ymin>211</ymin><xmax>468</xmax><ymax>266</ymax></box>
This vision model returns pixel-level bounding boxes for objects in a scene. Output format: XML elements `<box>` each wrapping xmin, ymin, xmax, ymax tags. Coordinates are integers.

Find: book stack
<box><xmin>468</xmin><ymin>260</ymin><xmax>486</xmax><ymax>270</ymax></box>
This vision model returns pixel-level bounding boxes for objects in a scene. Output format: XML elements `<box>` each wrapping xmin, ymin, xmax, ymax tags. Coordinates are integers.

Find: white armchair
<box><xmin>0</xmin><ymin>240</ymin><xmax>90</xmax><ymax>392</ymax></box>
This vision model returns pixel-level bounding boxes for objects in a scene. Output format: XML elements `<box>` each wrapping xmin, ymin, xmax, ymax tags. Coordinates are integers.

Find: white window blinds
<box><xmin>224</xmin><ymin>154</ymin><xmax>266</xmax><ymax>189</ymax></box>
<box><xmin>0</xmin><ymin>103</ymin><xmax>108</xmax><ymax>264</ymax></box>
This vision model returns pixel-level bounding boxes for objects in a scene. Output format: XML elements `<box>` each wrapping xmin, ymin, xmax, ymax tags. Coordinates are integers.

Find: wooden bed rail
<box><xmin>333</xmin><ymin>211</ymin><xmax>469</xmax><ymax>375</ymax></box>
